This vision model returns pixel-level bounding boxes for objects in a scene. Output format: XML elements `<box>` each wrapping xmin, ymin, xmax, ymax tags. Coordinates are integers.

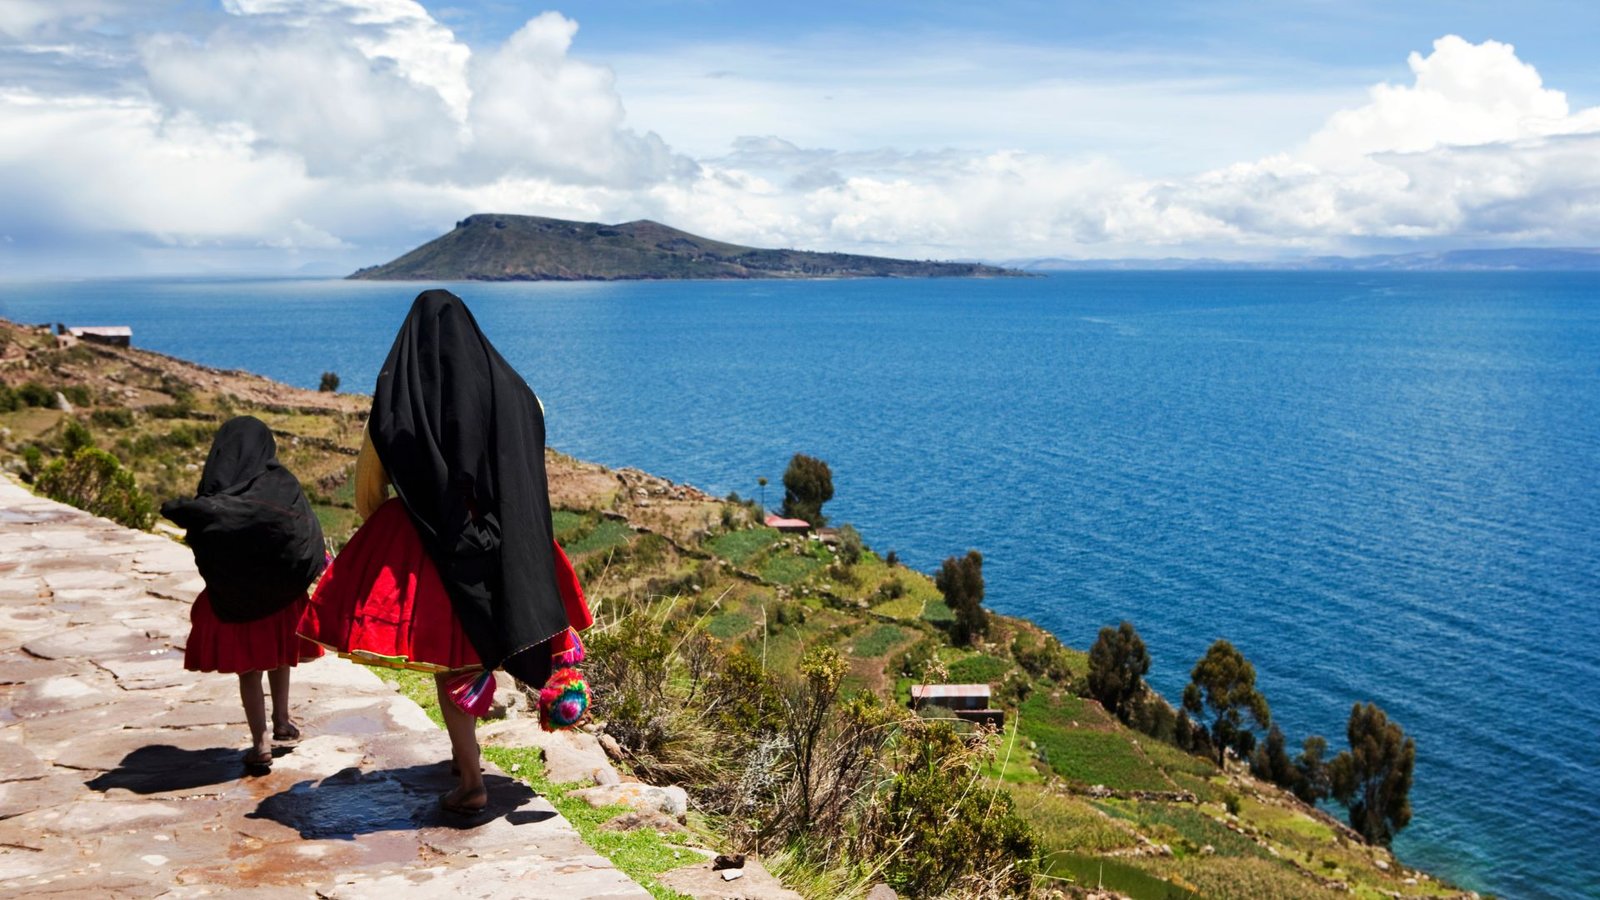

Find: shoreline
<box><xmin>0</xmin><ymin>315</ymin><xmax>1477</xmax><ymax>899</ymax></box>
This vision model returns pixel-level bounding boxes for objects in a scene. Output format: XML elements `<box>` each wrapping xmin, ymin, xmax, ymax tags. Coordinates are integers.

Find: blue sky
<box><xmin>3</xmin><ymin>1</ymin><xmax>1599</xmax><ymax>274</ymax></box>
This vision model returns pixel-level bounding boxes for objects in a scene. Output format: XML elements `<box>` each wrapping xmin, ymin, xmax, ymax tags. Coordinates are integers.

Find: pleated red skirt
<box><xmin>184</xmin><ymin>591</ymin><xmax>324</xmax><ymax>674</ymax></box>
<box><xmin>299</xmin><ymin>498</ymin><xmax>595</xmax><ymax>674</ymax></box>
<box><xmin>298</xmin><ymin>498</ymin><xmax>479</xmax><ymax>672</ymax></box>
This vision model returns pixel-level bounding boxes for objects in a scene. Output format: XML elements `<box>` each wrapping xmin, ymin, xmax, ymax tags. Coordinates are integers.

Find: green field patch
<box><xmin>759</xmin><ymin>553</ymin><xmax>823</xmax><ymax>585</ymax></box>
<box><xmin>1045</xmin><ymin>852</ymin><xmax>1199</xmax><ymax>899</ymax></box>
<box><xmin>850</xmin><ymin>623</ymin><xmax>910</xmax><ymax>658</ymax></box>
<box><xmin>1147</xmin><ymin>855</ymin><xmax>1345</xmax><ymax>900</ymax></box>
<box><xmin>550</xmin><ymin>509</ymin><xmax>585</xmax><ymax>541</ymax></box>
<box><xmin>1139</xmin><ymin>737</ymin><xmax>1217</xmax><ymax>778</ymax></box>
<box><xmin>870</xmin><ymin>594</ymin><xmax>924</xmax><ymax>619</ymax></box>
<box><xmin>1020</xmin><ymin>694</ymin><xmax>1169</xmax><ymax>790</ymax></box>
<box><xmin>921</xmin><ymin>597</ymin><xmax>955</xmax><ymax>624</ymax></box>
<box><xmin>1011</xmin><ymin>782</ymin><xmax>1137</xmax><ymax>852</ymax></box>
<box><xmin>705</xmin><ymin>526</ymin><xmax>781</xmax><ymax>565</ymax></box>
<box><xmin>566</xmin><ymin>518</ymin><xmax>633</xmax><ymax>555</ymax></box>
<box><xmin>947</xmin><ymin>653</ymin><xmax>1011</xmax><ymax>684</ymax></box>
<box><xmin>982</xmin><ymin>724</ymin><xmax>1047</xmax><ymax>785</ymax></box>
<box><xmin>1131</xmin><ymin>803</ymin><xmax>1268</xmax><ymax>859</ymax></box>
<box><xmin>706</xmin><ymin>610</ymin><xmax>755</xmax><ymax>640</ymax></box>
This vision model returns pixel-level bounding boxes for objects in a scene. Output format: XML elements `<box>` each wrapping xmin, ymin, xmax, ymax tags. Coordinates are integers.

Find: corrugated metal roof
<box><xmin>67</xmin><ymin>326</ymin><xmax>132</xmax><ymax>337</ymax></box>
<box><xmin>911</xmin><ymin>684</ymin><xmax>992</xmax><ymax>698</ymax></box>
<box><xmin>764</xmin><ymin>514</ymin><xmax>809</xmax><ymax>528</ymax></box>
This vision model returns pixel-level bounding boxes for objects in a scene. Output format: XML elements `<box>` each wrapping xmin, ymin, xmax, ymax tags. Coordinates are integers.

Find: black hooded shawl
<box><xmin>370</xmin><ymin>290</ymin><xmax>564</xmax><ymax>685</ymax></box>
<box><xmin>160</xmin><ymin>416</ymin><xmax>326</xmax><ymax>623</ymax></box>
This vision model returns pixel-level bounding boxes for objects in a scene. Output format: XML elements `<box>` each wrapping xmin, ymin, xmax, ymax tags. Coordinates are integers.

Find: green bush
<box><xmin>90</xmin><ymin>408</ymin><xmax>135</xmax><ymax>429</ymax></box>
<box><xmin>319</xmin><ymin>371</ymin><xmax>340</xmax><ymax>392</ymax></box>
<box><xmin>36</xmin><ymin>447</ymin><xmax>156</xmax><ymax>530</ymax></box>
<box><xmin>18</xmin><ymin>382</ymin><xmax>53</xmax><ymax>407</ymax></box>
<box><xmin>61</xmin><ymin>419</ymin><xmax>94</xmax><ymax>454</ymax></box>
<box><xmin>21</xmin><ymin>445</ymin><xmax>44</xmax><ymax>480</ymax></box>
<box><xmin>61</xmin><ymin>384</ymin><xmax>92</xmax><ymax>407</ymax></box>
<box><xmin>863</xmin><ymin>721</ymin><xmax>1038</xmax><ymax>897</ymax></box>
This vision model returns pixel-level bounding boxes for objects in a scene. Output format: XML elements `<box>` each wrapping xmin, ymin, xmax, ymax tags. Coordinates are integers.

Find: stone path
<box><xmin>0</xmin><ymin>475</ymin><xmax>650</xmax><ymax>899</ymax></box>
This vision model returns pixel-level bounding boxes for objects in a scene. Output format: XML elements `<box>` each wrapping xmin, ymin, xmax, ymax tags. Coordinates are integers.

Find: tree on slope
<box><xmin>1181</xmin><ymin>639</ymin><xmax>1271</xmax><ymax>768</ymax></box>
<box><xmin>1330</xmin><ymin>702</ymin><xmax>1415</xmax><ymax>845</ymax></box>
<box><xmin>936</xmin><ymin>550</ymin><xmax>988</xmax><ymax>647</ymax></box>
<box><xmin>781</xmin><ymin>453</ymin><xmax>833</xmax><ymax>527</ymax></box>
<box><xmin>1087</xmin><ymin>621</ymin><xmax>1150</xmax><ymax>721</ymax></box>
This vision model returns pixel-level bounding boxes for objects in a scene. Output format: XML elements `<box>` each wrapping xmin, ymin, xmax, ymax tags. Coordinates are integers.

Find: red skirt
<box><xmin>298</xmin><ymin>499</ymin><xmax>593</xmax><ymax>673</ymax></box>
<box><xmin>184</xmin><ymin>590</ymin><xmax>324</xmax><ymax>674</ymax></box>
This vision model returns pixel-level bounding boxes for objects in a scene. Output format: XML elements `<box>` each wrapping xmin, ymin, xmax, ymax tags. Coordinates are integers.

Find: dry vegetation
<box><xmin>0</xmin><ymin>317</ymin><xmax>1474</xmax><ymax>899</ymax></box>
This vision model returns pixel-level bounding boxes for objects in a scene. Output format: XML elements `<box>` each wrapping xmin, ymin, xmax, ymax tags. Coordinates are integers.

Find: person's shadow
<box><xmin>246</xmin><ymin>763</ymin><xmax>554</xmax><ymax>839</ymax></box>
<box><xmin>85</xmin><ymin>744</ymin><xmax>281</xmax><ymax>794</ymax></box>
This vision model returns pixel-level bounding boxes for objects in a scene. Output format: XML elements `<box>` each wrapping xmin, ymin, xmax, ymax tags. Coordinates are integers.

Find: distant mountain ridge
<box><xmin>1010</xmin><ymin>247</ymin><xmax>1600</xmax><ymax>272</ymax></box>
<box><xmin>350</xmin><ymin>214</ymin><xmax>1025</xmax><ymax>281</ymax></box>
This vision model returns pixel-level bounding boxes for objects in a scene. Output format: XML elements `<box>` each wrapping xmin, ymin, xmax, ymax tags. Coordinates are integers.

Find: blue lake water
<box><xmin>4</xmin><ymin>273</ymin><xmax>1598</xmax><ymax>899</ymax></box>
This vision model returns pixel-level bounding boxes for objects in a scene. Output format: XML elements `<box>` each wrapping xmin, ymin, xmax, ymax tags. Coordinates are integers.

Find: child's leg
<box><xmin>267</xmin><ymin>666</ymin><xmax>297</xmax><ymax>739</ymax></box>
<box><xmin>238</xmin><ymin>671</ymin><xmax>269</xmax><ymax>758</ymax></box>
<box><xmin>434</xmin><ymin>672</ymin><xmax>486</xmax><ymax>810</ymax></box>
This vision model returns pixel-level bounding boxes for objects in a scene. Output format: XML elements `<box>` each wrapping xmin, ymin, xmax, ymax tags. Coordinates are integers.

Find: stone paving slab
<box><xmin>0</xmin><ymin>475</ymin><xmax>649</xmax><ymax>899</ymax></box>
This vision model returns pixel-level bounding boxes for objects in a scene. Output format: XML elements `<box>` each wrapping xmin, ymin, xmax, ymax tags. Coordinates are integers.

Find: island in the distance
<box><xmin>349</xmin><ymin>213</ymin><xmax>1026</xmax><ymax>281</ymax></box>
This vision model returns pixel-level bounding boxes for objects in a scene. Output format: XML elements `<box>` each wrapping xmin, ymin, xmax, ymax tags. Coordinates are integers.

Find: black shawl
<box><xmin>370</xmin><ymin>289</ymin><xmax>563</xmax><ymax>685</ymax></box>
<box><xmin>160</xmin><ymin>416</ymin><xmax>326</xmax><ymax>623</ymax></box>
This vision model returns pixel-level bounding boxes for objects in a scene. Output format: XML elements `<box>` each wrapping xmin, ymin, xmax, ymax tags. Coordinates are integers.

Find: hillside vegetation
<box><xmin>0</xmin><ymin>317</ymin><xmax>1472</xmax><ymax>899</ymax></box>
<box><xmin>349</xmin><ymin>214</ymin><xmax>1024</xmax><ymax>281</ymax></box>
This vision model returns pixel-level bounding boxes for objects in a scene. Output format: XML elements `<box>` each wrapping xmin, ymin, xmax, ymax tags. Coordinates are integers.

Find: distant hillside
<box><xmin>351</xmin><ymin>214</ymin><xmax>1025</xmax><ymax>281</ymax></box>
<box><xmin>1012</xmin><ymin>247</ymin><xmax>1600</xmax><ymax>272</ymax></box>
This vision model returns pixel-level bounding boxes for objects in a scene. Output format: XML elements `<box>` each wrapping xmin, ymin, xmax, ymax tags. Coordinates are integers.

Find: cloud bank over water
<box><xmin>2</xmin><ymin>1</ymin><xmax>1599</xmax><ymax>273</ymax></box>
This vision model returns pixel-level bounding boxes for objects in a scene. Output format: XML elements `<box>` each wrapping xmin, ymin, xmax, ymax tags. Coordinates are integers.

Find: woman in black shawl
<box><xmin>161</xmin><ymin>416</ymin><xmax>327</xmax><ymax>773</ymax></box>
<box><xmin>300</xmin><ymin>290</ymin><xmax>592</xmax><ymax>815</ymax></box>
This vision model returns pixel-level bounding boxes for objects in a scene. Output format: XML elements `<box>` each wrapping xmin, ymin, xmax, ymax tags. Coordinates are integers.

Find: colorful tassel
<box><xmin>446</xmin><ymin>669</ymin><xmax>497</xmax><ymax>719</ymax></box>
<box><xmin>538</xmin><ymin>667</ymin><xmax>589</xmax><ymax>731</ymax></box>
<box><xmin>552</xmin><ymin>628</ymin><xmax>586</xmax><ymax>667</ymax></box>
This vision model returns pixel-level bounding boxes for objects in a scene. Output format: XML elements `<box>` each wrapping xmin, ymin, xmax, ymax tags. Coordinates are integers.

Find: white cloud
<box><xmin>0</xmin><ymin>1</ymin><xmax>120</xmax><ymax>39</ymax></box>
<box><xmin>3</xmin><ymin>12</ymin><xmax>1600</xmax><ymax>273</ymax></box>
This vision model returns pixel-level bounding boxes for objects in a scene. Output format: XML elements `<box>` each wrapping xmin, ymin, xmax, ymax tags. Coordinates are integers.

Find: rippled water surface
<box><xmin>6</xmin><ymin>272</ymin><xmax>1598</xmax><ymax>899</ymax></box>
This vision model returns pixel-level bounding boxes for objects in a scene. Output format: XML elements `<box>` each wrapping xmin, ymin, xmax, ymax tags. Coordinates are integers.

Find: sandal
<box><xmin>272</xmin><ymin>721</ymin><xmax>301</xmax><ymax>744</ymax></box>
<box><xmin>438</xmin><ymin>787</ymin><xmax>488</xmax><ymax>816</ymax></box>
<box><xmin>243</xmin><ymin>748</ymin><xmax>274</xmax><ymax>774</ymax></box>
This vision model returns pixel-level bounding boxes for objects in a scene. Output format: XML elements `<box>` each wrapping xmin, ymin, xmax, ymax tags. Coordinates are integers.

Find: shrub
<box><xmin>35</xmin><ymin>447</ymin><xmax>156</xmax><ymax>530</ymax></box>
<box><xmin>861</xmin><ymin>720</ymin><xmax>1038</xmax><ymax>897</ymax></box>
<box><xmin>837</xmin><ymin>524</ymin><xmax>863</xmax><ymax>566</ymax></box>
<box><xmin>18</xmin><ymin>382</ymin><xmax>53</xmax><ymax>407</ymax></box>
<box><xmin>90</xmin><ymin>408</ymin><xmax>135</xmax><ymax>429</ymax></box>
<box><xmin>146</xmin><ymin>402</ymin><xmax>194</xmax><ymax>419</ymax></box>
<box><xmin>61</xmin><ymin>419</ymin><xmax>94</xmax><ymax>454</ymax></box>
<box><xmin>21</xmin><ymin>445</ymin><xmax>44</xmax><ymax>480</ymax></box>
<box><xmin>319</xmin><ymin>371</ymin><xmax>340</xmax><ymax>392</ymax></box>
<box><xmin>61</xmin><ymin>384</ymin><xmax>92</xmax><ymax>407</ymax></box>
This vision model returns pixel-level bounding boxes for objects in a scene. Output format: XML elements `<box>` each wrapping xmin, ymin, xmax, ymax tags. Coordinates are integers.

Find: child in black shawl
<box><xmin>161</xmin><ymin>416</ymin><xmax>327</xmax><ymax>773</ymax></box>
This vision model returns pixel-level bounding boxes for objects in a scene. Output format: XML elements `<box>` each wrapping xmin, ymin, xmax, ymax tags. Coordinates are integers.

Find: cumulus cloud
<box><xmin>2</xmin><ymin>12</ymin><xmax>1600</xmax><ymax>274</ymax></box>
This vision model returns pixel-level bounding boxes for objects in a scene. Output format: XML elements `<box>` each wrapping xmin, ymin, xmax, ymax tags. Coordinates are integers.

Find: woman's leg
<box><xmin>435</xmin><ymin>672</ymin><xmax>486</xmax><ymax>810</ymax></box>
<box><xmin>267</xmin><ymin>666</ymin><xmax>298</xmax><ymax>739</ymax></box>
<box><xmin>238</xmin><ymin>671</ymin><xmax>270</xmax><ymax>761</ymax></box>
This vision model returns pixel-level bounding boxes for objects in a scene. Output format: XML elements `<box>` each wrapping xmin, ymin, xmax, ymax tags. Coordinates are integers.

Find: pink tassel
<box><xmin>552</xmin><ymin>628</ymin><xmax>586</xmax><ymax>667</ymax></box>
<box><xmin>446</xmin><ymin>669</ymin><xmax>496</xmax><ymax>719</ymax></box>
